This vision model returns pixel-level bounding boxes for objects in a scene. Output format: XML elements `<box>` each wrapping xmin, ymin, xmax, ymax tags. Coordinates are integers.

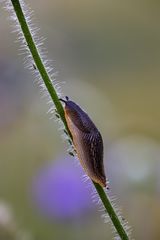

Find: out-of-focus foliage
<box><xmin>0</xmin><ymin>0</ymin><xmax>160</xmax><ymax>239</ymax></box>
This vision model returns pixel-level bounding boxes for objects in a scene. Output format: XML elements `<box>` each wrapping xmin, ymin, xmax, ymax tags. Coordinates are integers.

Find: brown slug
<box><xmin>60</xmin><ymin>96</ymin><xmax>106</xmax><ymax>188</ymax></box>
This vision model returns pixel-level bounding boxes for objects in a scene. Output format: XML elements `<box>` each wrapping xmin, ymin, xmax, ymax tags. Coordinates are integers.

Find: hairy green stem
<box><xmin>10</xmin><ymin>0</ymin><xmax>69</xmax><ymax>131</ymax></box>
<box><xmin>10</xmin><ymin>1</ymin><xmax>130</xmax><ymax>239</ymax></box>
<box><xmin>93</xmin><ymin>182</ymin><xmax>129</xmax><ymax>240</ymax></box>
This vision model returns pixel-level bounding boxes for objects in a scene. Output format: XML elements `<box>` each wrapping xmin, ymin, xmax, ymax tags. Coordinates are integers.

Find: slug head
<box><xmin>60</xmin><ymin>97</ymin><xmax>97</xmax><ymax>133</ymax></box>
<box><xmin>60</xmin><ymin>97</ymin><xmax>82</xmax><ymax>121</ymax></box>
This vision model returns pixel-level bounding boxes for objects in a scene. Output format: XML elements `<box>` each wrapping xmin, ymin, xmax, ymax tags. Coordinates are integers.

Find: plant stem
<box><xmin>93</xmin><ymin>182</ymin><xmax>129</xmax><ymax>240</ymax></box>
<box><xmin>10</xmin><ymin>1</ymin><xmax>130</xmax><ymax>239</ymax></box>
<box><xmin>10</xmin><ymin>0</ymin><xmax>69</xmax><ymax>131</ymax></box>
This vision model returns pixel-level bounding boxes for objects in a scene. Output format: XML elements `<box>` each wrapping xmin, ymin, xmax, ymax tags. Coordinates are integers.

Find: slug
<box><xmin>60</xmin><ymin>97</ymin><xmax>106</xmax><ymax>188</ymax></box>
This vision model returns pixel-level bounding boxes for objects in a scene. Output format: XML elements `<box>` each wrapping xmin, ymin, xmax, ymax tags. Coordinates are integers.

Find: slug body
<box><xmin>61</xmin><ymin>98</ymin><xmax>106</xmax><ymax>187</ymax></box>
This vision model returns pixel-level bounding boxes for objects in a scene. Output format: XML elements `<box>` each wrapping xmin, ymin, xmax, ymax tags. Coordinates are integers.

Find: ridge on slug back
<box><xmin>60</xmin><ymin>96</ymin><xmax>107</xmax><ymax>188</ymax></box>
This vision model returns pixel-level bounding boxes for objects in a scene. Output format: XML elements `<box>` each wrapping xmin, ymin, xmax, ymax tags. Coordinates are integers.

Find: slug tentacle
<box><xmin>60</xmin><ymin>97</ymin><xmax>106</xmax><ymax>187</ymax></box>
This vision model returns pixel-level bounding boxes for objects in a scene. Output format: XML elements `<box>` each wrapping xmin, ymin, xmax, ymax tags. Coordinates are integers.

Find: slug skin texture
<box><xmin>62</xmin><ymin>99</ymin><xmax>106</xmax><ymax>188</ymax></box>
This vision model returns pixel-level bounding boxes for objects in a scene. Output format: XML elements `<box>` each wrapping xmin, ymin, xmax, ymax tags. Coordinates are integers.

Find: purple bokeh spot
<box><xmin>31</xmin><ymin>156</ymin><xmax>92</xmax><ymax>220</ymax></box>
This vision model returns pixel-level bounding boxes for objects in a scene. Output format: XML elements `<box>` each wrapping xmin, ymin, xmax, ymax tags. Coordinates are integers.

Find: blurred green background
<box><xmin>0</xmin><ymin>0</ymin><xmax>160</xmax><ymax>239</ymax></box>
